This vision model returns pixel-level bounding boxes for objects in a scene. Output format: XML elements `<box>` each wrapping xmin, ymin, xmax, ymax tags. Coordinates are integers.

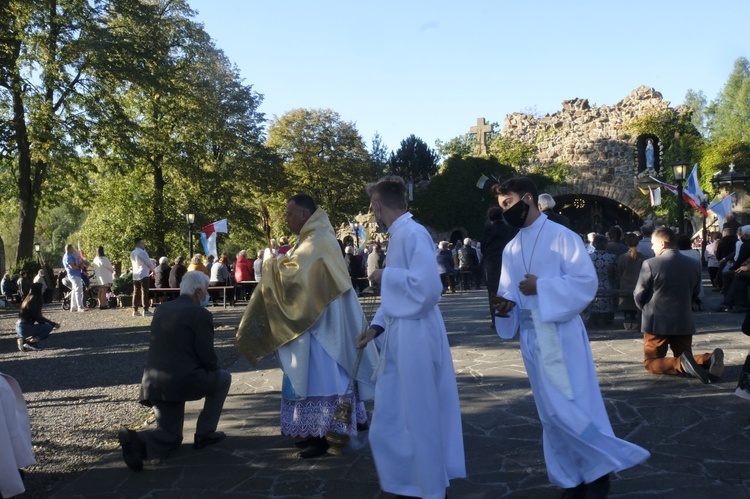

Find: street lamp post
<box><xmin>672</xmin><ymin>162</ymin><xmax>687</xmax><ymax>234</ymax></box>
<box><xmin>353</xmin><ymin>221</ymin><xmax>360</xmax><ymax>248</ymax></box>
<box><xmin>185</xmin><ymin>212</ymin><xmax>196</xmax><ymax>257</ymax></box>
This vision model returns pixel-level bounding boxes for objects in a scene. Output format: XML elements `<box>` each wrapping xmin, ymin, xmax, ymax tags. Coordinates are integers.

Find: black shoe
<box><xmin>560</xmin><ymin>483</ymin><xmax>585</xmax><ymax>499</ymax></box>
<box><xmin>356</xmin><ymin>422</ymin><xmax>369</xmax><ymax>432</ymax></box>
<box><xmin>708</xmin><ymin>348</ymin><xmax>725</xmax><ymax>381</ymax></box>
<box><xmin>715</xmin><ymin>305</ymin><xmax>730</xmax><ymax>312</ymax></box>
<box><xmin>585</xmin><ymin>474</ymin><xmax>610</xmax><ymax>499</ymax></box>
<box><xmin>193</xmin><ymin>431</ymin><xmax>226</xmax><ymax>449</ymax></box>
<box><xmin>680</xmin><ymin>352</ymin><xmax>710</xmax><ymax>384</ymax></box>
<box><xmin>294</xmin><ymin>437</ymin><xmax>317</xmax><ymax>449</ymax></box>
<box><xmin>297</xmin><ymin>437</ymin><xmax>328</xmax><ymax>459</ymax></box>
<box><xmin>117</xmin><ymin>427</ymin><xmax>145</xmax><ymax>471</ymax></box>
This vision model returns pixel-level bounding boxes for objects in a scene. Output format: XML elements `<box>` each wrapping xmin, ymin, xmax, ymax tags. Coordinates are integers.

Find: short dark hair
<box><xmin>653</xmin><ymin>226</ymin><xmax>676</xmax><ymax>247</ymax></box>
<box><xmin>491</xmin><ymin>177</ymin><xmax>539</xmax><ymax>206</ymax></box>
<box><xmin>487</xmin><ymin>206</ymin><xmax>504</xmax><ymax>222</ymax></box>
<box><xmin>287</xmin><ymin>193</ymin><xmax>317</xmax><ymax>215</ymax></box>
<box><xmin>607</xmin><ymin>226</ymin><xmax>623</xmax><ymax>241</ymax></box>
<box><xmin>366</xmin><ymin>176</ymin><xmax>408</xmax><ymax>210</ymax></box>
<box><xmin>134</xmin><ymin>237</ymin><xmax>144</xmax><ymax>246</ymax></box>
<box><xmin>97</xmin><ymin>246</ymin><xmax>105</xmax><ymax>257</ymax></box>
<box><xmin>592</xmin><ymin>234</ymin><xmax>608</xmax><ymax>251</ymax></box>
<box><xmin>677</xmin><ymin>234</ymin><xmax>692</xmax><ymax>250</ymax></box>
<box><xmin>640</xmin><ymin>224</ymin><xmax>654</xmax><ymax>237</ymax></box>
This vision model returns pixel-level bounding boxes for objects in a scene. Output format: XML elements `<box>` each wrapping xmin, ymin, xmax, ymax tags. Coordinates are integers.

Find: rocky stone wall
<box><xmin>502</xmin><ymin>86</ymin><xmax>673</xmax><ymax>192</ymax></box>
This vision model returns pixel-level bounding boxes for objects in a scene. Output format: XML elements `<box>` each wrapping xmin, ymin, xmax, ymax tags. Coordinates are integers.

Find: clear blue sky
<box><xmin>188</xmin><ymin>0</ymin><xmax>750</xmax><ymax>153</ymax></box>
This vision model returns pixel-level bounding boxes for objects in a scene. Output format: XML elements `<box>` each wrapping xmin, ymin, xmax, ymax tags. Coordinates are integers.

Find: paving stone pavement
<box><xmin>52</xmin><ymin>280</ymin><xmax>750</xmax><ymax>498</ymax></box>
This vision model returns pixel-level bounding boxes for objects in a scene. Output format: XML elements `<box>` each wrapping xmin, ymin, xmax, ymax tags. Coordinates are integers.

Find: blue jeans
<box><xmin>16</xmin><ymin>320</ymin><xmax>53</xmax><ymax>340</ymax></box>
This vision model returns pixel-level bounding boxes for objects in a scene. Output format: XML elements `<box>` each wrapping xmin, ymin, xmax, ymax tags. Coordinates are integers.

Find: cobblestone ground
<box><xmin>4</xmin><ymin>275</ymin><xmax>750</xmax><ymax>498</ymax></box>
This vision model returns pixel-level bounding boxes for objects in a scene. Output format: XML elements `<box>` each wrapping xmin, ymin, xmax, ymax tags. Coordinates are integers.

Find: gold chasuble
<box><xmin>235</xmin><ymin>209</ymin><xmax>353</xmax><ymax>365</ymax></box>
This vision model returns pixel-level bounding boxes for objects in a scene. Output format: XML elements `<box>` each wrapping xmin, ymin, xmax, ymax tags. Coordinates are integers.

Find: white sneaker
<box><xmin>132</xmin><ymin>310</ymin><xmax>139</xmax><ymax>317</ymax></box>
<box><xmin>142</xmin><ymin>310</ymin><xmax>153</xmax><ymax>317</ymax></box>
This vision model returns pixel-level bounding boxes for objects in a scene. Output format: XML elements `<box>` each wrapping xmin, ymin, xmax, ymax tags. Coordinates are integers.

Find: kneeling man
<box><xmin>118</xmin><ymin>271</ymin><xmax>231</xmax><ymax>471</ymax></box>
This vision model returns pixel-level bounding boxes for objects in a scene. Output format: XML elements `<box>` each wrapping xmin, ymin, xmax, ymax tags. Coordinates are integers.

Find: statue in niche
<box><xmin>645</xmin><ymin>139</ymin><xmax>655</xmax><ymax>171</ymax></box>
<box><xmin>636</xmin><ymin>136</ymin><xmax>659</xmax><ymax>179</ymax></box>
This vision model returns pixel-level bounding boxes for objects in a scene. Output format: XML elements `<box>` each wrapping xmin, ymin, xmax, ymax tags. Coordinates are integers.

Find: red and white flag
<box><xmin>649</xmin><ymin>176</ymin><xmax>708</xmax><ymax>217</ymax></box>
<box><xmin>200</xmin><ymin>219</ymin><xmax>228</xmax><ymax>259</ymax></box>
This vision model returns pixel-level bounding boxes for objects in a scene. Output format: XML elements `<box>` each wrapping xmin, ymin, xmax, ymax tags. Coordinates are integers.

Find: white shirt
<box><xmin>130</xmin><ymin>246</ymin><xmax>154</xmax><ymax>280</ymax></box>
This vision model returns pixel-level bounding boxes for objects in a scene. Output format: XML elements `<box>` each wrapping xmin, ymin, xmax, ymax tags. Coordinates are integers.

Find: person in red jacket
<box><xmin>234</xmin><ymin>250</ymin><xmax>255</xmax><ymax>300</ymax></box>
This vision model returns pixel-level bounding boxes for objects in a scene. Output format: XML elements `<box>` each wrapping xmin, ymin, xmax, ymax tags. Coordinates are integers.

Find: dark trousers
<box><xmin>139</xmin><ymin>369</ymin><xmax>231</xmax><ymax>459</ymax></box>
<box><xmin>133</xmin><ymin>276</ymin><xmax>150</xmax><ymax>311</ymax></box>
<box><xmin>724</xmin><ymin>272</ymin><xmax>750</xmax><ymax>308</ymax></box>
<box><xmin>643</xmin><ymin>333</ymin><xmax>711</xmax><ymax>375</ymax></box>
<box><xmin>485</xmin><ymin>269</ymin><xmax>501</xmax><ymax>325</ymax></box>
<box><xmin>440</xmin><ymin>273</ymin><xmax>455</xmax><ymax>293</ymax></box>
<box><xmin>708</xmin><ymin>266</ymin><xmax>720</xmax><ymax>286</ymax></box>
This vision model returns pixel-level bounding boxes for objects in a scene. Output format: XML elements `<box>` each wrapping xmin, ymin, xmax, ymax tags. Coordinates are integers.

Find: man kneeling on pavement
<box><xmin>634</xmin><ymin>226</ymin><xmax>724</xmax><ymax>383</ymax></box>
<box><xmin>118</xmin><ymin>271</ymin><xmax>231</xmax><ymax>471</ymax></box>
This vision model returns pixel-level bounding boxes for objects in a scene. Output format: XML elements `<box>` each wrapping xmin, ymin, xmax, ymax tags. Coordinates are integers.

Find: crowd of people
<box><xmin>6</xmin><ymin>174</ymin><xmax>750</xmax><ymax>499</ymax></box>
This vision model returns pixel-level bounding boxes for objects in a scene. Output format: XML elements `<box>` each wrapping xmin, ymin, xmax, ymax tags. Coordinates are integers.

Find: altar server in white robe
<box><xmin>492</xmin><ymin>177</ymin><xmax>649</xmax><ymax>499</ymax></box>
<box><xmin>0</xmin><ymin>373</ymin><xmax>35</xmax><ymax>498</ymax></box>
<box><xmin>358</xmin><ymin>176</ymin><xmax>465</xmax><ymax>499</ymax></box>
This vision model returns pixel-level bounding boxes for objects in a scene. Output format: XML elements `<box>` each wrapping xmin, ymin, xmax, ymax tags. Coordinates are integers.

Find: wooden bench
<box><xmin>237</xmin><ymin>281</ymin><xmax>259</xmax><ymax>302</ymax></box>
<box><xmin>149</xmin><ymin>286</ymin><xmax>235</xmax><ymax>309</ymax></box>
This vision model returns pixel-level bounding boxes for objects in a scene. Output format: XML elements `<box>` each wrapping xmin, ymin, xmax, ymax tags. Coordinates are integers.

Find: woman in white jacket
<box><xmin>93</xmin><ymin>246</ymin><xmax>115</xmax><ymax>309</ymax></box>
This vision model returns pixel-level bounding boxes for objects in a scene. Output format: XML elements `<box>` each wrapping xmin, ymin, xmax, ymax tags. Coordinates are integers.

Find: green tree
<box><xmin>411</xmin><ymin>156</ymin><xmax>516</xmax><ymax>237</ymax></box>
<box><xmin>487</xmin><ymin>135</ymin><xmax>536</xmax><ymax>169</ymax></box>
<box><xmin>368</xmin><ymin>132</ymin><xmax>389</xmax><ymax>181</ymax></box>
<box><xmin>435</xmin><ymin>133</ymin><xmax>474</xmax><ymax>160</ymax></box>
<box><xmin>684</xmin><ymin>89</ymin><xmax>709</xmax><ymax>137</ymax></box>
<box><xmin>266</xmin><ymin>108</ymin><xmax>370</xmax><ymax>228</ymax></box>
<box><xmin>387</xmin><ymin>134</ymin><xmax>439</xmax><ymax>182</ymax></box>
<box><xmin>708</xmin><ymin>57</ymin><xmax>750</xmax><ymax>142</ymax></box>
<box><xmin>79</xmin><ymin>0</ymin><xmax>273</xmax><ymax>259</ymax></box>
<box><xmin>0</xmin><ymin>0</ymin><xmax>98</xmax><ymax>265</ymax></box>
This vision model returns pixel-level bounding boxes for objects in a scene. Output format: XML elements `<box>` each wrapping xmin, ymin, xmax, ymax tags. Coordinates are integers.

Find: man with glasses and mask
<box><xmin>492</xmin><ymin>177</ymin><xmax>649</xmax><ymax>499</ymax></box>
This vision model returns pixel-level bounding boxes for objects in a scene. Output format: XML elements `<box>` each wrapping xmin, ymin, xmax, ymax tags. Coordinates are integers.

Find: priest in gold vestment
<box><xmin>235</xmin><ymin>194</ymin><xmax>378</xmax><ymax>458</ymax></box>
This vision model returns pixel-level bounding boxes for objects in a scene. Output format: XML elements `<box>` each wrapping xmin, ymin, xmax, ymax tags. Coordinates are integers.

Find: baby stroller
<box><xmin>59</xmin><ymin>271</ymin><xmax>98</xmax><ymax>310</ymax></box>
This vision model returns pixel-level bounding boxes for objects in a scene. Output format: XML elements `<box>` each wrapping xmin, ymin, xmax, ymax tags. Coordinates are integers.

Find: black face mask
<box><xmin>502</xmin><ymin>198</ymin><xmax>530</xmax><ymax>228</ymax></box>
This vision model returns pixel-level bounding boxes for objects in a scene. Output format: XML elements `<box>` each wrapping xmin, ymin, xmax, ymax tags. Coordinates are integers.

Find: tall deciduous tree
<box><xmin>0</xmin><ymin>0</ymin><xmax>96</xmax><ymax>264</ymax></box>
<box><xmin>708</xmin><ymin>57</ymin><xmax>750</xmax><ymax>143</ymax></box>
<box><xmin>79</xmin><ymin>0</ymin><xmax>273</xmax><ymax>259</ymax></box>
<box><xmin>266</xmin><ymin>108</ymin><xmax>370</xmax><ymax>228</ymax></box>
<box><xmin>684</xmin><ymin>89</ymin><xmax>709</xmax><ymax>137</ymax></box>
<box><xmin>387</xmin><ymin>134</ymin><xmax>439</xmax><ymax>182</ymax></box>
<box><xmin>435</xmin><ymin>133</ymin><xmax>474</xmax><ymax>161</ymax></box>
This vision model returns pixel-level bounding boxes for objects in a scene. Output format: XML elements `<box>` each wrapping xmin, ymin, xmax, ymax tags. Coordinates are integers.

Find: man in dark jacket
<box><xmin>480</xmin><ymin>207</ymin><xmax>517</xmax><ymax>327</ymax></box>
<box><xmin>538</xmin><ymin>193</ymin><xmax>571</xmax><ymax>229</ymax></box>
<box><xmin>168</xmin><ymin>256</ymin><xmax>187</xmax><ymax>289</ymax></box>
<box><xmin>153</xmin><ymin>257</ymin><xmax>171</xmax><ymax>288</ymax></box>
<box><xmin>457</xmin><ymin>238</ymin><xmax>480</xmax><ymax>290</ymax></box>
<box><xmin>117</xmin><ymin>271</ymin><xmax>231</xmax><ymax>471</ymax></box>
<box><xmin>634</xmin><ymin>227</ymin><xmax>723</xmax><ymax>384</ymax></box>
<box><xmin>715</xmin><ymin>227</ymin><xmax>739</xmax><ymax>291</ymax></box>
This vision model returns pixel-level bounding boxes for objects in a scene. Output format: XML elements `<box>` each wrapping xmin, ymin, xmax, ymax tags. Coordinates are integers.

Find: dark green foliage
<box><xmin>368</xmin><ymin>132</ymin><xmax>389</xmax><ymax>181</ymax></box>
<box><xmin>112</xmin><ymin>272</ymin><xmax>133</xmax><ymax>296</ymax></box>
<box><xmin>411</xmin><ymin>156</ymin><xmax>516</xmax><ymax>237</ymax></box>
<box><xmin>387</xmin><ymin>134</ymin><xmax>439</xmax><ymax>182</ymax></box>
